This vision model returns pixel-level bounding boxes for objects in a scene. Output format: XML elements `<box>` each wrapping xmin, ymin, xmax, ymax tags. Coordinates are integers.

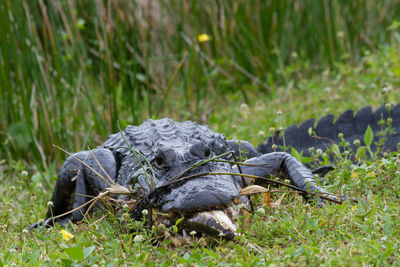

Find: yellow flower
<box><xmin>61</xmin><ymin>229</ymin><xmax>74</xmax><ymax>241</ymax></box>
<box><xmin>198</xmin><ymin>33</ymin><xmax>210</xmax><ymax>43</ymax></box>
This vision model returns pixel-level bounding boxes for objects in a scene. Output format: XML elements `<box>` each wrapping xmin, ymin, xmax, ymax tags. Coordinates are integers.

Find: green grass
<box><xmin>2</xmin><ymin>0</ymin><xmax>400</xmax><ymax>265</ymax></box>
<box><xmin>2</xmin><ymin>43</ymin><xmax>400</xmax><ymax>264</ymax></box>
<box><xmin>2</xmin><ymin>147</ymin><xmax>400</xmax><ymax>265</ymax></box>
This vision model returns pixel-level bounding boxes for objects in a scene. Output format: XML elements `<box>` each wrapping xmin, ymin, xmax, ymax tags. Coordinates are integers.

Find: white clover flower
<box><xmin>256</xmin><ymin>208</ymin><xmax>266</xmax><ymax>216</ymax></box>
<box><xmin>240</xmin><ymin>103</ymin><xmax>249</xmax><ymax>111</ymax></box>
<box><xmin>22</xmin><ymin>229</ymin><xmax>28</xmax><ymax>234</ymax></box>
<box><xmin>189</xmin><ymin>231</ymin><xmax>197</xmax><ymax>236</ymax></box>
<box><xmin>382</xmin><ymin>86</ymin><xmax>390</xmax><ymax>94</ymax></box>
<box><xmin>134</xmin><ymin>234</ymin><xmax>144</xmax><ymax>243</ymax></box>
<box><xmin>21</xmin><ymin>171</ymin><xmax>28</xmax><ymax>177</ymax></box>
<box><xmin>47</xmin><ymin>201</ymin><xmax>54</xmax><ymax>207</ymax></box>
<box><xmin>239</xmin><ymin>103</ymin><xmax>250</xmax><ymax>118</ymax></box>
<box><xmin>142</xmin><ymin>209</ymin><xmax>148</xmax><ymax>215</ymax></box>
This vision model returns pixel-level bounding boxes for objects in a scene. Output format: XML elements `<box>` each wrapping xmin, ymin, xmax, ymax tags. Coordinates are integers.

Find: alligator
<box><xmin>31</xmin><ymin>103</ymin><xmax>400</xmax><ymax>240</ymax></box>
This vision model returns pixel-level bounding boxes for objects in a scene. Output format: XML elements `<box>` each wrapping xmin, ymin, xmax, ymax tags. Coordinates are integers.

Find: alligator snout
<box><xmin>140</xmin><ymin>141</ymin><xmax>242</xmax><ymax>239</ymax></box>
<box><xmin>148</xmin><ymin>171</ymin><xmax>242</xmax><ymax>239</ymax></box>
<box><xmin>182</xmin><ymin>209</ymin><xmax>238</xmax><ymax>240</ymax></box>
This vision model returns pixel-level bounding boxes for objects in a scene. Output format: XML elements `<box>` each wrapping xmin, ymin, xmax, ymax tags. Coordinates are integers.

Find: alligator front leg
<box><xmin>30</xmin><ymin>148</ymin><xmax>117</xmax><ymax>229</ymax></box>
<box><xmin>233</xmin><ymin>152</ymin><xmax>337</xmax><ymax>204</ymax></box>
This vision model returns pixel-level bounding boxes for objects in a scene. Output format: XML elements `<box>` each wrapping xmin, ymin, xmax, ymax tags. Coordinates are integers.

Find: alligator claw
<box><xmin>29</xmin><ymin>218</ymin><xmax>54</xmax><ymax>230</ymax></box>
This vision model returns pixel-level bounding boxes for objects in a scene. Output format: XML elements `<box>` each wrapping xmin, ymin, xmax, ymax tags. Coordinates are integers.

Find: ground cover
<box><xmin>1</xmin><ymin>41</ymin><xmax>400</xmax><ymax>265</ymax></box>
<box><xmin>1</xmin><ymin>1</ymin><xmax>400</xmax><ymax>265</ymax></box>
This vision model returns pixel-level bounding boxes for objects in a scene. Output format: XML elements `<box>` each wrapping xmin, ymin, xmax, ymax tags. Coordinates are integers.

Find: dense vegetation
<box><xmin>1</xmin><ymin>0</ymin><xmax>400</xmax><ymax>265</ymax></box>
<box><xmin>2</xmin><ymin>0</ymin><xmax>400</xmax><ymax>165</ymax></box>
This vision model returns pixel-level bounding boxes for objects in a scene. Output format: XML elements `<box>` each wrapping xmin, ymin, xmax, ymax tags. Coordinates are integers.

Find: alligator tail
<box><xmin>257</xmin><ymin>103</ymin><xmax>400</xmax><ymax>158</ymax></box>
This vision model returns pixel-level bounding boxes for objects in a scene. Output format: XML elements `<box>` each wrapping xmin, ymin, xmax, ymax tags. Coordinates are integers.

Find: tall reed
<box><xmin>0</xmin><ymin>0</ymin><xmax>399</xmax><ymax>166</ymax></box>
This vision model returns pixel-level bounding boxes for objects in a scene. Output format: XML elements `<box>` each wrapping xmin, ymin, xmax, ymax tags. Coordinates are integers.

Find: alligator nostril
<box><xmin>204</xmin><ymin>146</ymin><xmax>211</xmax><ymax>157</ymax></box>
<box><xmin>190</xmin><ymin>142</ymin><xmax>211</xmax><ymax>158</ymax></box>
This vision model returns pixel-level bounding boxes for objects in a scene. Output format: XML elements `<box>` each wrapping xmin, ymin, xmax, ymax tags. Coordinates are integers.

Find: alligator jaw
<box><xmin>183</xmin><ymin>209</ymin><xmax>237</xmax><ymax>240</ymax></box>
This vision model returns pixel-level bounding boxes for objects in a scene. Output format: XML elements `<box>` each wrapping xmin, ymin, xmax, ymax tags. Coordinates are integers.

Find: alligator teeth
<box><xmin>184</xmin><ymin>210</ymin><xmax>237</xmax><ymax>240</ymax></box>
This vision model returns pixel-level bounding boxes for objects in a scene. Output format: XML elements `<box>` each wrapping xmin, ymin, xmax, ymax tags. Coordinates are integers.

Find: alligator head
<box><xmin>115</xmin><ymin>120</ymin><xmax>243</xmax><ymax>239</ymax></box>
<box><xmin>151</xmin><ymin>145</ymin><xmax>242</xmax><ymax>239</ymax></box>
<box><xmin>139</xmin><ymin>142</ymin><xmax>241</xmax><ymax>239</ymax></box>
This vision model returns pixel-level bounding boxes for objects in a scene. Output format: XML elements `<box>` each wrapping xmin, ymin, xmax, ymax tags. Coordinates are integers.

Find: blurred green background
<box><xmin>1</xmin><ymin>0</ymin><xmax>400</xmax><ymax>166</ymax></box>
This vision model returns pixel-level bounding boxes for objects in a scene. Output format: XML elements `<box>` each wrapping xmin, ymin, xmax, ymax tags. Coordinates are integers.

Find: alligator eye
<box><xmin>154</xmin><ymin>148</ymin><xmax>176</xmax><ymax>168</ymax></box>
<box><xmin>155</xmin><ymin>154</ymin><xmax>165</xmax><ymax>166</ymax></box>
<box><xmin>190</xmin><ymin>142</ymin><xmax>211</xmax><ymax>158</ymax></box>
<box><xmin>154</xmin><ymin>151</ymin><xmax>167</xmax><ymax>168</ymax></box>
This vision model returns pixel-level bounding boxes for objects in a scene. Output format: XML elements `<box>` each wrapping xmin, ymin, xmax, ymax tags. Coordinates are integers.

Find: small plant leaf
<box><xmin>65</xmin><ymin>246</ymin><xmax>84</xmax><ymax>260</ymax></box>
<box><xmin>363</xmin><ymin>125</ymin><xmax>374</xmax><ymax>146</ymax></box>
<box><xmin>83</xmin><ymin>246</ymin><xmax>96</xmax><ymax>259</ymax></box>
<box><xmin>355</xmin><ymin>146</ymin><xmax>367</xmax><ymax>159</ymax></box>
<box><xmin>331</xmin><ymin>144</ymin><xmax>342</xmax><ymax>159</ymax></box>
<box><xmin>384</xmin><ymin>246</ymin><xmax>395</xmax><ymax>259</ymax></box>
<box><xmin>301</xmin><ymin>157</ymin><xmax>313</xmax><ymax>164</ymax></box>
<box><xmin>61</xmin><ymin>259</ymin><xmax>73</xmax><ymax>266</ymax></box>
<box><xmin>175</xmin><ymin>217</ymin><xmax>185</xmax><ymax>226</ymax></box>
<box><xmin>291</xmin><ymin>147</ymin><xmax>301</xmax><ymax>161</ymax></box>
